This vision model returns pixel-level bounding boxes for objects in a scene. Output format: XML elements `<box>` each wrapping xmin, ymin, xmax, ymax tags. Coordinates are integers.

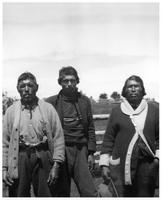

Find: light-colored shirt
<box><xmin>19</xmin><ymin>106</ymin><xmax>47</xmax><ymax>144</ymax></box>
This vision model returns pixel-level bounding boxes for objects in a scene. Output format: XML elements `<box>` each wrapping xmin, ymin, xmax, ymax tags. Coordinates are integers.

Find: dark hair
<box><xmin>58</xmin><ymin>66</ymin><xmax>80</xmax><ymax>85</ymax></box>
<box><xmin>17</xmin><ymin>72</ymin><xmax>37</xmax><ymax>86</ymax></box>
<box><xmin>121</xmin><ymin>75</ymin><xmax>146</xmax><ymax>97</ymax></box>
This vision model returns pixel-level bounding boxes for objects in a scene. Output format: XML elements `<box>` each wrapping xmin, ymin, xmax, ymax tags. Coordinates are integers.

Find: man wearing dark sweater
<box><xmin>99</xmin><ymin>75</ymin><xmax>159</xmax><ymax>197</ymax></box>
<box><xmin>46</xmin><ymin>66</ymin><xmax>98</xmax><ymax>197</ymax></box>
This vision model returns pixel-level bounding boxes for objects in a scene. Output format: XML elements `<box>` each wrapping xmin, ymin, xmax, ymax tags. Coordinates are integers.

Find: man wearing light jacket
<box><xmin>3</xmin><ymin>72</ymin><xmax>65</xmax><ymax>197</ymax></box>
<box><xmin>99</xmin><ymin>75</ymin><xmax>159</xmax><ymax>197</ymax></box>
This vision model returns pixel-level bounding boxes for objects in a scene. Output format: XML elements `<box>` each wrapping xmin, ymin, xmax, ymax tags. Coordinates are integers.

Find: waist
<box><xmin>19</xmin><ymin>141</ymin><xmax>48</xmax><ymax>152</ymax></box>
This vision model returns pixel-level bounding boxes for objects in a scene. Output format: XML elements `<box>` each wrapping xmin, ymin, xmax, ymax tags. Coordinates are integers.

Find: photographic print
<box><xmin>2</xmin><ymin>2</ymin><xmax>159</xmax><ymax>197</ymax></box>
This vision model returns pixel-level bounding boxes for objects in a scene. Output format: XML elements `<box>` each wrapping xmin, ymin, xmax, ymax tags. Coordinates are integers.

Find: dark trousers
<box><xmin>56</xmin><ymin>145</ymin><xmax>98</xmax><ymax>197</ymax></box>
<box><xmin>9</xmin><ymin>149</ymin><xmax>54</xmax><ymax>197</ymax></box>
<box><xmin>124</xmin><ymin>160</ymin><xmax>158</xmax><ymax>197</ymax></box>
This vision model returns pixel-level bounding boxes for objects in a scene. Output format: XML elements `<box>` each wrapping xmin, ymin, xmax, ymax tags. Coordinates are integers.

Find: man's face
<box><xmin>124</xmin><ymin>80</ymin><xmax>143</xmax><ymax>104</ymax></box>
<box><xmin>60</xmin><ymin>75</ymin><xmax>77</xmax><ymax>89</ymax></box>
<box><xmin>17</xmin><ymin>79</ymin><xmax>38</xmax><ymax>103</ymax></box>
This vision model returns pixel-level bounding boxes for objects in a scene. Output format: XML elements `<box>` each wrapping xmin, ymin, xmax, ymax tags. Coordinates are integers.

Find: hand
<box><xmin>153</xmin><ymin>158</ymin><xmax>159</xmax><ymax>167</ymax></box>
<box><xmin>101</xmin><ymin>166</ymin><xmax>111</xmax><ymax>184</ymax></box>
<box><xmin>88</xmin><ymin>154</ymin><xmax>95</xmax><ymax>172</ymax></box>
<box><xmin>3</xmin><ymin>170</ymin><xmax>14</xmax><ymax>186</ymax></box>
<box><xmin>47</xmin><ymin>162</ymin><xmax>60</xmax><ymax>186</ymax></box>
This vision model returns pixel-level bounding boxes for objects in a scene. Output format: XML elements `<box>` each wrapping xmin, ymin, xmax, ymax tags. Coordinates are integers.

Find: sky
<box><xmin>2</xmin><ymin>2</ymin><xmax>159</xmax><ymax>101</ymax></box>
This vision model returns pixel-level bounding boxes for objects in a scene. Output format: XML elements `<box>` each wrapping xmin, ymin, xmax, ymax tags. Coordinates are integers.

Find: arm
<box><xmin>86</xmin><ymin>98</ymin><xmax>96</xmax><ymax>153</ymax></box>
<box><xmin>49</xmin><ymin>106</ymin><xmax>65</xmax><ymax>163</ymax></box>
<box><xmin>99</xmin><ymin>109</ymin><xmax>118</xmax><ymax>181</ymax></box>
<box><xmin>3</xmin><ymin>108</ymin><xmax>14</xmax><ymax>186</ymax></box>
<box><xmin>154</xmin><ymin>105</ymin><xmax>159</xmax><ymax>160</ymax></box>
<box><xmin>47</xmin><ymin>105</ymin><xmax>65</xmax><ymax>185</ymax></box>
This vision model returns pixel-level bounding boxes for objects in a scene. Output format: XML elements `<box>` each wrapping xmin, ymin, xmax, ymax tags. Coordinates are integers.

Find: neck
<box><xmin>128</xmin><ymin>99</ymin><xmax>142</xmax><ymax>110</ymax></box>
<box><xmin>60</xmin><ymin>89</ymin><xmax>78</xmax><ymax>102</ymax></box>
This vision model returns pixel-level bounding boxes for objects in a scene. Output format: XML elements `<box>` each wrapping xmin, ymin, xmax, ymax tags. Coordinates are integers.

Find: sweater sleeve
<box><xmin>3</xmin><ymin>106</ymin><xmax>13</xmax><ymax>170</ymax></box>
<box><xmin>101</xmin><ymin>108</ymin><xmax>118</xmax><ymax>155</ymax></box>
<box><xmin>48</xmin><ymin>105</ymin><xmax>65</xmax><ymax>163</ymax></box>
<box><xmin>86</xmin><ymin>98</ymin><xmax>96</xmax><ymax>153</ymax></box>
<box><xmin>155</xmin><ymin>105</ymin><xmax>159</xmax><ymax>158</ymax></box>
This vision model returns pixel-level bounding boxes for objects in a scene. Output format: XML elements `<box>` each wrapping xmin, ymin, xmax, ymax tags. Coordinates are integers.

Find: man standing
<box><xmin>99</xmin><ymin>75</ymin><xmax>159</xmax><ymax>197</ymax></box>
<box><xmin>3</xmin><ymin>72</ymin><xmax>65</xmax><ymax>197</ymax></box>
<box><xmin>46</xmin><ymin>66</ymin><xmax>98</xmax><ymax>197</ymax></box>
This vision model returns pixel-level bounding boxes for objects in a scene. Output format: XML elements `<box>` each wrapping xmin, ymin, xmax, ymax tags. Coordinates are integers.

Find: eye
<box><xmin>28</xmin><ymin>83</ymin><xmax>35</xmax><ymax>88</ymax></box>
<box><xmin>19</xmin><ymin>84</ymin><xmax>26</xmax><ymax>89</ymax></box>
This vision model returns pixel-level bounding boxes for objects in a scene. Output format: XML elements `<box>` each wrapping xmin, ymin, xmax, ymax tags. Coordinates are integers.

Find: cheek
<box><xmin>18</xmin><ymin>88</ymin><xmax>24</xmax><ymax>95</ymax></box>
<box><xmin>30</xmin><ymin>88</ymin><xmax>37</xmax><ymax>94</ymax></box>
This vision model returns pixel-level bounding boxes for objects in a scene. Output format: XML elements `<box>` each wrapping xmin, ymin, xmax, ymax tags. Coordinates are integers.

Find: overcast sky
<box><xmin>2</xmin><ymin>2</ymin><xmax>159</xmax><ymax>101</ymax></box>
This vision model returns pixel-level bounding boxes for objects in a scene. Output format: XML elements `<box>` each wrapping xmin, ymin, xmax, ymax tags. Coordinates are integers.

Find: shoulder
<box><xmin>147</xmin><ymin>101</ymin><xmax>159</xmax><ymax>113</ymax></box>
<box><xmin>3</xmin><ymin>100</ymin><xmax>20</xmax><ymax>121</ymax></box>
<box><xmin>39</xmin><ymin>99</ymin><xmax>57</xmax><ymax>113</ymax></box>
<box><xmin>45</xmin><ymin>95</ymin><xmax>58</xmax><ymax>104</ymax></box>
<box><xmin>5</xmin><ymin>100</ymin><xmax>19</xmax><ymax>114</ymax></box>
<box><xmin>111</xmin><ymin>103</ymin><xmax>121</xmax><ymax>113</ymax></box>
<box><xmin>79</xmin><ymin>93</ymin><xmax>90</xmax><ymax>103</ymax></box>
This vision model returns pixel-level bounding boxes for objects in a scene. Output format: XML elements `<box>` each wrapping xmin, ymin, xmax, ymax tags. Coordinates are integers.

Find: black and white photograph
<box><xmin>2</xmin><ymin>1</ymin><xmax>159</xmax><ymax>197</ymax></box>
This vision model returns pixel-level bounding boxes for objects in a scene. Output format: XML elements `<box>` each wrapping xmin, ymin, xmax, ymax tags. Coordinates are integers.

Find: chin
<box><xmin>23</xmin><ymin>98</ymin><xmax>32</xmax><ymax>103</ymax></box>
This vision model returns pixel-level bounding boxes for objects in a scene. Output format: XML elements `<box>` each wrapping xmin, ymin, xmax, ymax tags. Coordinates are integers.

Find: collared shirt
<box><xmin>19</xmin><ymin>105</ymin><xmax>47</xmax><ymax>145</ymax></box>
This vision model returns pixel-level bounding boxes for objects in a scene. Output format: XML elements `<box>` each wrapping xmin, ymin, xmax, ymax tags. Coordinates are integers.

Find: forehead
<box><xmin>18</xmin><ymin>79</ymin><xmax>36</xmax><ymax>85</ymax></box>
<box><xmin>62</xmin><ymin>75</ymin><xmax>76</xmax><ymax>80</ymax></box>
<box><xmin>126</xmin><ymin>80</ymin><xmax>141</xmax><ymax>87</ymax></box>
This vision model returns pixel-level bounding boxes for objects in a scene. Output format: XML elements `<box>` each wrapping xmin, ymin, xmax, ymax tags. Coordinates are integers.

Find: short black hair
<box><xmin>122</xmin><ymin>75</ymin><xmax>146</xmax><ymax>97</ymax></box>
<box><xmin>58</xmin><ymin>66</ymin><xmax>79</xmax><ymax>85</ymax></box>
<box><xmin>17</xmin><ymin>72</ymin><xmax>37</xmax><ymax>86</ymax></box>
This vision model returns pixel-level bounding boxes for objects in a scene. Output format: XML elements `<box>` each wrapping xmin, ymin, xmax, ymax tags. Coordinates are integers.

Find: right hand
<box><xmin>3</xmin><ymin>170</ymin><xmax>14</xmax><ymax>186</ymax></box>
<box><xmin>101</xmin><ymin>166</ymin><xmax>111</xmax><ymax>184</ymax></box>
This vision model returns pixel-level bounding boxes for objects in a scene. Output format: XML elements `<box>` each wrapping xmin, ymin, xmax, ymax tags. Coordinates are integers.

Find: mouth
<box><xmin>23</xmin><ymin>94</ymin><xmax>31</xmax><ymax>98</ymax></box>
<box><xmin>130</xmin><ymin>94</ymin><xmax>138</xmax><ymax>97</ymax></box>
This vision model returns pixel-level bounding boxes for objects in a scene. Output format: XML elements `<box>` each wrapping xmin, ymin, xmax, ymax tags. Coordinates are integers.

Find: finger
<box><xmin>4</xmin><ymin>179</ymin><xmax>13</xmax><ymax>186</ymax></box>
<box><xmin>6</xmin><ymin>175</ymin><xmax>14</xmax><ymax>185</ymax></box>
<box><xmin>47</xmin><ymin>175</ymin><xmax>52</xmax><ymax>185</ymax></box>
<box><xmin>7</xmin><ymin>176</ymin><xmax>14</xmax><ymax>183</ymax></box>
<box><xmin>47</xmin><ymin>179</ymin><xmax>53</xmax><ymax>186</ymax></box>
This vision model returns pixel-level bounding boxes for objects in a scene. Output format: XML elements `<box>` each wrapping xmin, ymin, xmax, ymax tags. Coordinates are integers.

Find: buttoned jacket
<box><xmin>3</xmin><ymin>99</ymin><xmax>65</xmax><ymax>179</ymax></box>
<box><xmin>101</xmin><ymin>102</ymin><xmax>159</xmax><ymax>182</ymax></box>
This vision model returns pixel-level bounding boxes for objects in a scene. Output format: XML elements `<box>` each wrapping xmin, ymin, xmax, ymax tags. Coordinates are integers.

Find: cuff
<box><xmin>99</xmin><ymin>154</ymin><xmax>110</xmax><ymax>166</ymax></box>
<box><xmin>155</xmin><ymin>150</ymin><xmax>159</xmax><ymax>159</ymax></box>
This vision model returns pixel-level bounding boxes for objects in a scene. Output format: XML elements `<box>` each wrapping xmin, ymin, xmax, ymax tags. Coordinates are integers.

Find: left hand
<box><xmin>88</xmin><ymin>154</ymin><xmax>95</xmax><ymax>173</ymax></box>
<box><xmin>47</xmin><ymin>162</ymin><xmax>60</xmax><ymax>186</ymax></box>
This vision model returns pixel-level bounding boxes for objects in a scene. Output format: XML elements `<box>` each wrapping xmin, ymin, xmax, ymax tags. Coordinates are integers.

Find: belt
<box><xmin>19</xmin><ymin>141</ymin><xmax>49</xmax><ymax>157</ymax></box>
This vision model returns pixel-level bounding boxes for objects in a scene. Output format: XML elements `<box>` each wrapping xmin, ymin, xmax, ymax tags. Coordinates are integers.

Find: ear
<box><xmin>17</xmin><ymin>85</ymin><xmax>20</xmax><ymax>92</ymax></box>
<box><xmin>58</xmin><ymin>78</ymin><xmax>61</xmax><ymax>85</ymax></box>
<box><xmin>36</xmin><ymin>84</ymin><xmax>39</xmax><ymax>92</ymax></box>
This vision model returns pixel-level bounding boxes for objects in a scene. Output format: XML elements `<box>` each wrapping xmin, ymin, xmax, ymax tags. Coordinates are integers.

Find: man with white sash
<box><xmin>99</xmin><ymin>75</ymin><xmax>159</xmax><ymax>197</ymax></box>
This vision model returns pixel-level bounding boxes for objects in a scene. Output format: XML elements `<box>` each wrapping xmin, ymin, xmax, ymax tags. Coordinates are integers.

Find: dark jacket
<box><xmin>101</xmin><ymin>102</ymin><xmax>159</xmax><ymax>184</ymax></box>
<box><xmin>46</xmin><ymin>92</ymin><xmax>96</xmax><ymax>153</ymax></box>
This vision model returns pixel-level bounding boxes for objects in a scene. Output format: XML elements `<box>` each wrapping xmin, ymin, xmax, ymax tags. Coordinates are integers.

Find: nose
<box><xmin>131</xmin><ymin>86</ymin><xmax>136</xmax><ymax>92</ymax></box>
<box><xmin>25</xmin><ymin>85</ymin><xmax>29</xmax><ymax>91</ymax></box>
<box><xmin>67</xmin><ymin>80</ymin><xmax>72</xmax><ymax>86</ymax></box>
